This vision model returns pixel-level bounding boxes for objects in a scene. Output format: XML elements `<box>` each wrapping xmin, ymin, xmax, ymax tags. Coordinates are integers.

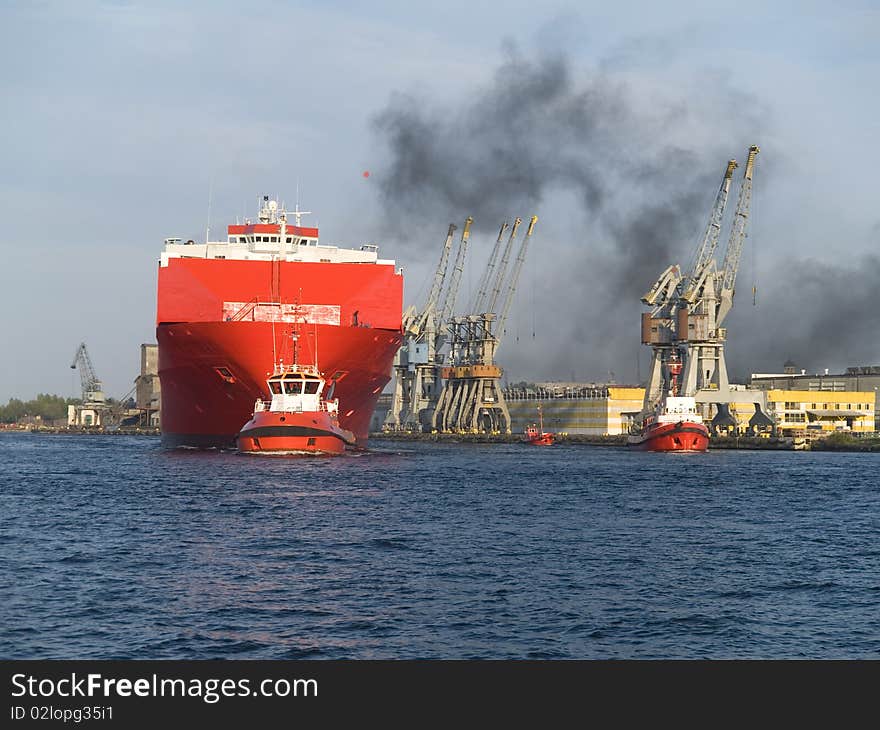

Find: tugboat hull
<box><xmin>237</xmin><ymin>411</ymin><xmax>355</xmax><ymax>455</ymax></box>
<box><xmin>627</xmin><ymin>421</ymin><xmax>709</xmax><ymax>452</ymax></box>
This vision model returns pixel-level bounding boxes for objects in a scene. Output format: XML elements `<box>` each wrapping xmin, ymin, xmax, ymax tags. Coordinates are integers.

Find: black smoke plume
<box><xmin>370</xmin><ymin>46</ymin><xmax>878</xmax><ymax>382</ymax></box>
<box><xmin>727</xmin><ymin>253</ymin><xmax>880</xmax><ymax>377</ymax></box>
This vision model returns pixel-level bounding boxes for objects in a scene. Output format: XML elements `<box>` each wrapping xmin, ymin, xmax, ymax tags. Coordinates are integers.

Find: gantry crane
<box><xmin>678</xmin><ymin>146</ymin><xmax>759</xmax><ymax>400</ymax></box>
<box><xmin>432</xmin><ymin>215</ymin><xmax>538</xmax><ymax>433</ymax></box>
<box><xmin>638</xmin><ymin>145</ymin><xmax>769</xmax><ymax>433</ymax></box>
<box><xmin>385</xmin><ymin>219</ymin><xmax>472</xmax><ymax>431</ymax></box>
<box><xmin>70</xmin><ymin>343</ymin><xmax>106</xmax><ymax>405</ymax></box>
<box><xmin>640</xmin><ymin>158</ymin><xmax>737</xmax><ymax>408</ymax></box>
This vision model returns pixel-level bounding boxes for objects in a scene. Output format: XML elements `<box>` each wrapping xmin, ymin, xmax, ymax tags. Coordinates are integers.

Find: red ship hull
<box><xmin>237</xmin><ymin>410</ymin><xmax>355</xmax><ymax>455</ymax></box>
<box><xmin>627</xmin><ymin>421</ymin><xmax>709</xmax><ymax>452</ymax></box>
<box><xmin>156</xmin><ymin>254</ymin><xmax>403</xmax><ymax>449</ymax></box>
<box><xmin>158</xmin><ymin>321</ymin><xmax>401</xmax><ymax>449</ymax></box>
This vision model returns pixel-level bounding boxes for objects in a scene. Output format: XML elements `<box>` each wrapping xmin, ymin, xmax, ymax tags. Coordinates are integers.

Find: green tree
<box><xmin>0</xmin><ymin>394</ymin><xmax>81</xmax><ymax>423</ymax></box>
<box><xmin>0</xmin><ymin>398</ymin><xmax>26</xmax><ymax>423</ymax></box>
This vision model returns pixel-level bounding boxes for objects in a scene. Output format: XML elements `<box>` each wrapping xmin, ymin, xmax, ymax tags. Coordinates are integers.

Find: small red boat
<box><xmin>237</xmin><ymin>318</ymin><xmax>356</xmax><ymax>455</ymax></box>
<box><xmin>627</xmin><ymin>352</ymin><xmax>708</xmax><ymax>452</ymax></box>
<box><xmin>524</xmin><ymin>405</ymin><xmax>555</xmax><ymax>445</ymax></box>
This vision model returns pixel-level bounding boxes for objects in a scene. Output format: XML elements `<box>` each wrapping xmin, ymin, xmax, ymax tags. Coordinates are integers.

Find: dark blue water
<box><xmin>1</xmin><ymin>432</ymin><xmax>878</xmax><ymax>659</ymax></box>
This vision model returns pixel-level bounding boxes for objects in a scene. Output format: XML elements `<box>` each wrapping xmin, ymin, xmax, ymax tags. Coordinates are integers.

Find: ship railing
<box><xmin>503</xmin><ymin>386</ymin><xmax>612</xmax><ymax>401</ymax></box>
<box><xmin>254</xmin><ymin>399</ymin><xmax>336</xmax><ymax>413</ymax></box>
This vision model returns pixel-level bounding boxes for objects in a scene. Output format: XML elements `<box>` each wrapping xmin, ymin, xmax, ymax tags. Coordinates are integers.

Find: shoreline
<box><xmin>6</xmin><ymin>428</ymin><xmax>876</xmax><ymax>451</ymax></box>
<box><xmin>372</xmin><ymin>432</ymin><xmax>880</xmax><ymax>451</ymax></box>
<box><xmin>2</xmin><ymin>426</ymin><xmax>162</xmax><ymax>436</ymax></box>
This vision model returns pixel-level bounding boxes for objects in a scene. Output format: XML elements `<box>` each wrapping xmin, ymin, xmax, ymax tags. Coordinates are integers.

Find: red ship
<box><xmin>237</xmin><ymin>315</ymin><xmax>356</xmax><ymax>455</ymax></box>
<box><xmin>627</xmin><ymin>353</ymin><xmax>709</xmax><ymax>452</ymax></box>
<box><xmin>524</xmin><ymin>405</ymin><xmax>555</xmax><ymax>445</ymax></box>
<box><xmin>156</xmin><ymin>196</ymin><xmax>403</xmax><ymax>449</ymax></box>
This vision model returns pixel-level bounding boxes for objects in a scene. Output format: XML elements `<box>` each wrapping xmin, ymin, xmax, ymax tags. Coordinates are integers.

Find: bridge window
<box><xmin>284</xmin><ymin>381</ymin><xmax>303</xmax><ymax>395</ymax></box>
<box><xmin>304</xmin><ymin>381</ymin><xmax>320</xmax><ymax>394</ymax></box>
<box><xmin>269</xmin><ymin>381</ymin><xmax>282</xmax><ymax>394</ymax></box>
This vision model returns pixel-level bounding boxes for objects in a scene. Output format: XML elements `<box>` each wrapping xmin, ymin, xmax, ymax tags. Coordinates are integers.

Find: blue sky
<box><xmin>1</xmin><ymin>0</ymin><xmax>878</xmax><ymax>400</ymax></box>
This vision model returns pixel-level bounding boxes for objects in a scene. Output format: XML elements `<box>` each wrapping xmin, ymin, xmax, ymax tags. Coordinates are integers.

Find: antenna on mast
<box><xmin>205</xmin><ymin>178</ymin><xmax>214</xmax><ymax>243</ymax></box>
<box><xmin>291</xmin><ymin>180</ymin><xmax>312</xmax><ymax>227</ymax></box>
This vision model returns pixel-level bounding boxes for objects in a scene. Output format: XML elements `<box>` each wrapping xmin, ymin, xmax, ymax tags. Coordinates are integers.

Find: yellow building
<box><xmin>695</xmin><ymin>390</ymin><xmax>874</xmax><ymax>436</ymax></box>
<box><xmin>504</xmin><ymin>385</ymin><xmax>645</xmax><ymax>435</ymax></box>
<box><xmin>764</xmin><ymin>390</ymin><xmax>875</xmax><ymax>435</ymax></box>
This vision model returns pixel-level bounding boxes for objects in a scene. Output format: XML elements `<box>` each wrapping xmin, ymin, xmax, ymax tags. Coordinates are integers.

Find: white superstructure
<box><xmin>159</xmin><ymin>196</ymin><xmax>395</xmax><ymax>267</ymax></box>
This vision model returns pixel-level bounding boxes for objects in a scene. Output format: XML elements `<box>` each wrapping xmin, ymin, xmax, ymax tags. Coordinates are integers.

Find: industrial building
<box><xmin>135</xmin><ymin>343</ymin><xmax>161</xmax><ymax>427</ymax></box>
<box><xmin>750</xmin><ymin>364</ymin><xmax>880</xmax><ymax>431</ymax></box>
<box><xmin>376</xmin><ymin>383</ymin><xmax>644</xmax><ymax>436</ymax></box>
<box><xmin>67</xmin><ymin>342</ymin><xmax>161</xmax><ymax>429</ymax></box>
<box><xmin>372</xmin><ymin>380</ymin><xmax>877</xmax><ymax>438</ymax></box>
<box><xmin>503</xmin><ymin>383</ymin><xmax>644</xmax><ymax>435</ymax></box>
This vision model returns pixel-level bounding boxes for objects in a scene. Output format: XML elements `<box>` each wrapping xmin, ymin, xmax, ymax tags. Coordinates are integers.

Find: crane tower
<box><xmin>639</xmin><ymin>146</ymin><xmax>771</xmax><ymax>433</ymax></box>
<box><xmin>71</xmin><ymin>342</ymin><xmax>106</xmax><ymax>405</ymax></box>
<box><xmin>385</xmin><ymin>219</ymin><xmax>472</xmax><ymax>431</ymax></box>
<box><xmin>432</xmin><ymin>215</ymin><xmax>538</xmax><ymax>434</ymax></box>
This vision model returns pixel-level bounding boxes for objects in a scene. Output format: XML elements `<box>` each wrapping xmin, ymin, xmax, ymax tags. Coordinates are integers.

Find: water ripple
<box><xmin>1</xmin><ymin>433</ymin><xmax>879</xmax><ymax>658</ymax></box>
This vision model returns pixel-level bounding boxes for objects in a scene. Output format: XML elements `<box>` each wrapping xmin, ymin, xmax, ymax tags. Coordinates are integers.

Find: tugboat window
<box><xmin>269</xmin><ymin>381</ymin><xmax>282</xmax><ymax>394</ymax></box>
<box><xmin>284</xmin><ymin>382</ymin><xmax>302</xmax><ymax>395</ymax></box>
<box><xmin>304</xmin><ymin>382</ymin><xmax>320</xmax><ymax>394</ymax></box>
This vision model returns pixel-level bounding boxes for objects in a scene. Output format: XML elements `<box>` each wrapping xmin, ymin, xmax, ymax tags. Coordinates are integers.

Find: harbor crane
<box><xmin>70</xmin><ymin>342</ymin><xmax>106</xmax><ymax>405</ymax></box>
<box><xmin>639</xmin><ymin>145</ymin><xmax>770</xmax><ymax>433</ymax></box>
<box><xmin>385</xmin><ymin>219</ymin><xmax>473</xmax><ymax>431</ymax></box>
<box><xmin>432</xmin><ymin>215</ymin><xmax>538</xmax><ymax>433</ymax></box>
<box><xmin>640</xmin><ymin>158</ymin><xmax>737</xmax><ymax>407</ymax></box>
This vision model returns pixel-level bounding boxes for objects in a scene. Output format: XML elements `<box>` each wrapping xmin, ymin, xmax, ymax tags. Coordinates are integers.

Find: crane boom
<box><xmin>719</xmin><ymin>145</ymin><xmax>759</xmax><ymax>295</ymax></box>
<box><xmin>437</xmin><ymin>217</ymin><xmax>473</xmax><ymax>327</ymax></box>
<box><xmin>641</xmin><ymin>264</ymin><xmax>681</xmax><ymax>307</ymax></box>
<box><xmin>410</xmin><ymin>223</ymin><xmax>456</xmax><ymax>336</ymax></box>
<box><xmin>486</xmin><ymin>217</ymin><xmax>522</xmax><ymax>314</ymax></box>
<box><xmin>496</xmin><ymin>216</ymin><xmax>538</xmax><ymax>337</ymax></box>
<box><xmin>680</xmin><ymin>158</ymin><xmax>738</xmax><ymax>303</ymax></box>
<box><xmin>472</xmin><ymin>221</ymin><xmax>508</xmax><ymax>313</ymax></box>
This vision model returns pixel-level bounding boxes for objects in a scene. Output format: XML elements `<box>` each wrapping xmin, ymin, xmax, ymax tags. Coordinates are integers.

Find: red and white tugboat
<box><xmin>524</xmin><ymin>404</ymin><xmax>555</xmax><ymax>446</ymax></box>
<box><xmin>627</xmin><ymin>352</ymin><xmax>709</xmax><ymax>452</ymax></box>
<box><xmin>237</xmin><ymin>320</ymin><xmax>356</xmax><ymax>455</ymax></box>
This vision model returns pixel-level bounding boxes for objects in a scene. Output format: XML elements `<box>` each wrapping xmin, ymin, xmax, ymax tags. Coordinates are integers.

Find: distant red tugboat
<box><xmin>237</xmin><ymin>320</ymin><xmax>356</xmax><ymax>455</ymax></box>
<box><xmin>627</xmin><ymin>352</ymin><xmax>709</xmax><ymax>452</ymax></box>
<box><xmin>524</xmin><ymin>405</ymin><xmax>555</xmax><ymax>446</ymax></box>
